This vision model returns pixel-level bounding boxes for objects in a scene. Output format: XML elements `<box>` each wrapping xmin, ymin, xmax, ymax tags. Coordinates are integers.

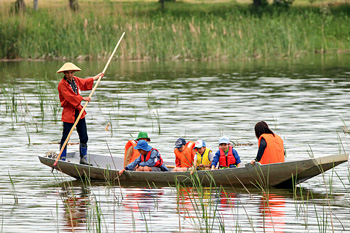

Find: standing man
<box><xmin>57</xmin><ymin>62</ymin><xmax>103</xmax><ymax>165</ymax></box>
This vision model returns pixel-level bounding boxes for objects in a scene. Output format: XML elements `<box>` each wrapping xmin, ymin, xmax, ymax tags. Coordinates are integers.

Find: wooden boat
<box><xmin>38</xmin><ymin>152</ymin><xmax>349</xmax><ymax>188</ymax></box>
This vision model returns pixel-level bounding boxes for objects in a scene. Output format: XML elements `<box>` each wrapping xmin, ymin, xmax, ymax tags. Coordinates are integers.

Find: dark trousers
<box><xmin>60</xmin><ymin>111</ymin><xmax>88</xmax><ymax>151</ymax></box>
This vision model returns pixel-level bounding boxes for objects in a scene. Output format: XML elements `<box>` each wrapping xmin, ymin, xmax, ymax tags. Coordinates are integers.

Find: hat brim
<box><xmin>219</xmin><ymin>141</ymin><xmax>230</xmax><ymax>144</ymax></box>
<box><xmin>134</xmin><ymin>145</ymin><xmax>152</xmax><ymax>151</ymax></box>
<box><xmin>57</xmin><ymin>62</ymin><xmax>82</xmax><ymax>73</ymax></box>
<box><xmin>137</xmin><ymin>137</ymin><xmax>151</xmax><ymax>142</ymax></box>
<box><xmin>57</xmin><ymin>69</ymin><xmax>81</xmax><ymax>73</ymax></box>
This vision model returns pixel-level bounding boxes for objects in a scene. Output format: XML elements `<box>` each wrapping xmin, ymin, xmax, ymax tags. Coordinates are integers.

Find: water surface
<box><xmin>0</xmin><ymin>55</ymin><xmax>350</xmax><ymax>232</ymax></box>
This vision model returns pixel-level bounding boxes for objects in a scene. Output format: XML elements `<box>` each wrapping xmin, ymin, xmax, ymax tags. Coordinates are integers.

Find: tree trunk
<box><xmin>33</xmin><ymin>0</ymin><xmax>38</xmax><ymax>11</ymax></box>
<box><xmin>159</xmin><ymin>0</ymin><xmax>165</xmax><ymax>9</ymax></box>
<box><xmin>253</xmin><ymin>0</ymin><xmax>268</xmax><ymax>7</ymax></box>
<box><xmin>15</xmin><ymin>0</ymin><xmax>26</xmax><ymax>13</ymax></box>
<box><xmin>253</xmin><ymin>0</ymin><xmax>261</xmax><ymax>7</ymax></box>
<box><xmin>69</xmin><ymin>0</ymin><xmax>79</xmax><ymax>12</ymax></box>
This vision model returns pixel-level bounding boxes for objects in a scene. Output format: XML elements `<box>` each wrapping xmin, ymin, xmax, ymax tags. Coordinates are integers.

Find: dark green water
<box><xmin>0</xmin><ymin>54</ymin><xmax>350</xmax><ymax>232</ymax></box>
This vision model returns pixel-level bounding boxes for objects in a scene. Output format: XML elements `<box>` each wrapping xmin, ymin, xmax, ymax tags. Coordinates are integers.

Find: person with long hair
<box><xmin>251</xmin><ymin>121</ymin><xmax>285</xmax><ymax>165</ymax></box>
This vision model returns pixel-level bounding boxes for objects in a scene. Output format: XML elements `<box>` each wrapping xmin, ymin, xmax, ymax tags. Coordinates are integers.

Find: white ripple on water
<box><xmin>1</xmin><ymin>59</ymin><xmax>350</xmax><ymax>232</ymax></box>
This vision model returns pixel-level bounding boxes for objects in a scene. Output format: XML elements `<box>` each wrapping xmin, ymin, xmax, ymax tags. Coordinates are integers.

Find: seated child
<box><xmin>193</xmin><ymin>140</ymin><xmax>214</xmax><ymax>170</ymax></box>
<box><xmin>172</xmin><ymin>138</ymin><xmax>195</xmax><ymax>172</ymax></box>
<box><xmin>211</xmin><ymin>136</ymin><xmax>241</xmax><ymax>169</ymax></box>
<box><xmin>119</xmin><ymin>140</ymin><xmax>168</xmax><ymax>175</ymax></box>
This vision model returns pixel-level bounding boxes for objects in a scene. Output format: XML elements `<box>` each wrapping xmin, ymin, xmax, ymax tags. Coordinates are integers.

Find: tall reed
<box><xmin>1</xmin><ymin>2</ymin><xmax>350</xmax><ymax>61</ymax></box>
<box><xmin>8</xmin><ymin>172</ymin><xmax>18</xmax><ymax>205</ymax></box>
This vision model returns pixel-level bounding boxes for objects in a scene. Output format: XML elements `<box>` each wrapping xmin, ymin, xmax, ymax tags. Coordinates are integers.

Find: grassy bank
<box><xmin>1</xmin><ymin>1</ymin><xmax>350</xmax><ymax>61</ymax></box>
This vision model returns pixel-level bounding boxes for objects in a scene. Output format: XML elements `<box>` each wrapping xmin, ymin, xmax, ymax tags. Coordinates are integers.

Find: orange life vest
<box><xmin>140</xmin><ymin>148</ymin><xmax>164</xmax><ymax>167</ymax></box>
<box><xmin>219</xmin><ymin>146</ymin><xmax>236</xmax><ymax>167</ymax></box>
<box><xmin>258</xmin><ymin>133</ymin><xmax>284</xmax><ymax>165</ymax></box>
<box><xmin>124</xmin><ymin>140</ymin><xmax>140</xmax><ymax>166</ymax></box>
<box><xmin>174</xmin><ymin>141</ymin><xmax>195</xmax><ymax>168</ymax></box>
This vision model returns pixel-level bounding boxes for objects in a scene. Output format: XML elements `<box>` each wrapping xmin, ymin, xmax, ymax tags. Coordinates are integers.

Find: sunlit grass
<box><xmin>1</xmin><ymin>1</ymin><xmax>350</xmax><ymax>60</ymax></box>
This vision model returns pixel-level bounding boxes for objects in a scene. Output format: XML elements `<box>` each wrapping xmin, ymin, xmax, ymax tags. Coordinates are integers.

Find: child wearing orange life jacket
<box><xmin>123</xmin><ymin>132</ymin><xmax>151</xmax><ymax>167</ymax></box>
<box><xmin>211</xmin><ymin>136</ymin><xmax>241</xmax><ymax>169</ymax></box>
<box><xmin>119</xmin><ymin>140</ymin><xmax>168</xmax><ymax>175</ymax></box>
<box><xmin>172</xmin><ymin>138</ymin><xmax>196</xmax><ymax>172</ymax></box>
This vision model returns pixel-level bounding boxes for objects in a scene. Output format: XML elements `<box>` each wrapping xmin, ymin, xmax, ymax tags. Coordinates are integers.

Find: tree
<box><xmin>159</xmin><ymin>0</ymin><xmax>176</xmax><ymax>9</ymax></box>
<box><xmin>253</xmin><ymin>0</ymin><xmax>268</xmax><ymax>8</ymax></box>
<box><xmin>34</xmin><ymin>0</ymin><xmax>38</xmax><ymax>11</ymax></box>
<box><xmin>69</xmin><ymin>0</ymin><xmax>79</xmax><ymax>11</ymax></box>
<box><xmin>15</xmin><ymin>0</ymin><xmax>26</xmax><ymax>13</ymax></box>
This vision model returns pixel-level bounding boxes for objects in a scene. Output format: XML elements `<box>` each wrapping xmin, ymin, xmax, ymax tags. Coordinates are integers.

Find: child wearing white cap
<box><xmin>193</xmin><ymin>140</ymin><xmax>214</xmax><ymax>170</ymax></box>
<box><xmin>211</xmin><ymin>136</ymin><xmax>241</xmax><ymax>169</ymax></box>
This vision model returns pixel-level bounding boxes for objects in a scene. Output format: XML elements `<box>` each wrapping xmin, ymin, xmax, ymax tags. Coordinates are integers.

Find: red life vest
<box><xmin>259</xmin><ymin>133</ymin><xmax>284</xmax><ymax>165</ymax></box>
<box><xmin>140</xmin><ymin>148</ymin><xmax>164</xmax><ymax>167</ymax></box>
<box><xmin>219</xmin><ymin>146</ymin><xmax>236</xmax><ymax>167</ymax></box>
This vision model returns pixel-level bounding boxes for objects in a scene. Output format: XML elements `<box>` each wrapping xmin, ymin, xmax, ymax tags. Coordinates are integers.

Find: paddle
<box><xmin>52</xmin><ymin>32</ymin><xmax>125</xmax><ymax>172</ymax></box>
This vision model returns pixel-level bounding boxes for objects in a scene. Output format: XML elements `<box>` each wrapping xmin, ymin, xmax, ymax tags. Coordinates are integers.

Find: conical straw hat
<box><xmin>57</xmin><ymin>62</ymin><xmax>82</xmax><ymax>73</ymax></box>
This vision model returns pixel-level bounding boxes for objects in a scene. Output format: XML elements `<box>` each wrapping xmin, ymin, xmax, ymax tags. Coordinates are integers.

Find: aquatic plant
<box><xmin>24</xmin><ymin>121</ymin><xmax>31</xmax><ymax>145</ymax></box>
<box><xmin>1</xmin><ymin>2</ymin><xmax>350</xmax><ymax>61</ymax></box>
<box><xmin>175</xmin><ymin>172</ymin><xmax>225</xmax><ymax>232</ymax></box>
<box><xmin>8</xmin><ymin>172</ymin><xmax>18</xmax><ymax>205</ymax></box>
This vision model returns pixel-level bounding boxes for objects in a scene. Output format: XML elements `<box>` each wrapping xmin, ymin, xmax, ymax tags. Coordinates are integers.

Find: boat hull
<box><xmin>39</xmin><ymin>153</ymin><xmax>349</xmax><ymax>188</ymax></box>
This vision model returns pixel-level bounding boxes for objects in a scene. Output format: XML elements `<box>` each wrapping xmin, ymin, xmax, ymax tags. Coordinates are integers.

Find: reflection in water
<box><xmin>123</xmin><ymin>188</ymin><xmax>164</xmax><ymax>213</ymax></box>
<box><xmin>1</xmin><ymin>57</ymin><xmax>350</xmax><ymax>232</ymax></box>
<box><xmin>216</xmin><ymin>190</ymin><xmax>238</xmax><ymax>210</ymax></box>
<box><xmin>60</xmin><ymin>186</ymin><xmax>91</xmax><ymax>232</ymax></box>
<box><xmin>177</xmin><ymin>187</ymin><xmax>196</xmax><ymax>218</ymax></box>
<box><xmin>259</xmin><ymin>193</ymin><xmax>286</xmax><ymax>233</ymax></box>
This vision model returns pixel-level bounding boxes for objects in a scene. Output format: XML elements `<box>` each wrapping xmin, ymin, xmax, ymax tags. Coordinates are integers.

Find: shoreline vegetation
<box><xmin>1</xmin><ymin>0</ymin><xmax>350</xmax><ymax>61</ymax></box>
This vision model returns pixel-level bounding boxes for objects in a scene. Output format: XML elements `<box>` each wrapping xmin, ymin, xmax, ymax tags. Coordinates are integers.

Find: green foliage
<box><xmin>0</xmin><ymin>2</ymin><xmax>350</xmax><ymax>61</ymax></box>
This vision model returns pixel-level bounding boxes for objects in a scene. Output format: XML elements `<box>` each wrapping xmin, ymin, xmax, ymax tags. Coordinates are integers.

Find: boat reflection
<box><xmin>258</xmin><ymin>193</ymin><xmax>286</xmax><ymax>233</ymax></box>
<box><xmin>177</xmin><ymin>187</ymin><xmax>219</xmax><ymax>218</ymax></box>
<box><xmin>122</xmin><ymin>187</ymin><xmax>165</xmax><ymax>213</ymax></box>
<box><xmin>59</xmin><ymin>186</ymin><xmax>91</xmax><ymax>232</ymax></box>
<box><xmin>216</xmin><ymin>189</ymin><xmax>238</xmax><ymax>209</ymax></box>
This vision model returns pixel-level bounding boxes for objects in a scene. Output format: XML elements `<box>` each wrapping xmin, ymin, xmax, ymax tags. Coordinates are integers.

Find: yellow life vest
<box><xmin>196</xmin><ymin>148</ymin><xmax>211</xmax><ymax>169</ymax></box>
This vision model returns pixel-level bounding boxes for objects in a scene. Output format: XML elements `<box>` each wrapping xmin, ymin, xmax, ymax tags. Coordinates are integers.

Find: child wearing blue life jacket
<box><xmin>211</xmin><ymin>136</ymin><xmax>241</xmax><ymax>169</ymax></box>
<box><xmin>119</xmin><ymin>140</ymin><xmax>168</xmax><ymax>175</ymax></box>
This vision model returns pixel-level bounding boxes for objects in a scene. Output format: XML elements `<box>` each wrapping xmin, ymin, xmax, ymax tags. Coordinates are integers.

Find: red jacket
<box><xmin>58</xmin><ymin>76</ymin><xmax>94</xmax><ymax>123</ymax></box>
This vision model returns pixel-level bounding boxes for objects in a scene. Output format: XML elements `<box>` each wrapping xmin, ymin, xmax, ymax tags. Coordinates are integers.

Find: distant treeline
<box><xmin>1</xmin><ymin>2</ymin><xmax>350</xmax><ymax>61</ymax></box>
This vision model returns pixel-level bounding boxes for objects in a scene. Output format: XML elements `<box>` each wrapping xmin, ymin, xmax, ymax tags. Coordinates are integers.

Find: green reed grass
<box><xmin>8</xmin><ymin>172</ymin><xmax>18</xmax><ymax>205</ymax></box>
<box><xmin>175</xmin><ymin>172</ymin><xmax>227</xmax><ymax>232</ymax></box>
<box><xmin>1</xmin><ymin>2</ymin><xmax>350</xmax><ymax>61</ymax></box>
<box><xmin>24</xmin><ymin>121</ymin><xmax>31</xmax><ymax>145</ymax></box>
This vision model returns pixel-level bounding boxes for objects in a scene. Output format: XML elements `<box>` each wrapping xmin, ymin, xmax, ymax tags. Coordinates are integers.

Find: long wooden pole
<box><xmin>52</xmin><ymin>32</ymin><xmax>125</xmax><ymax>171</ymax></box>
